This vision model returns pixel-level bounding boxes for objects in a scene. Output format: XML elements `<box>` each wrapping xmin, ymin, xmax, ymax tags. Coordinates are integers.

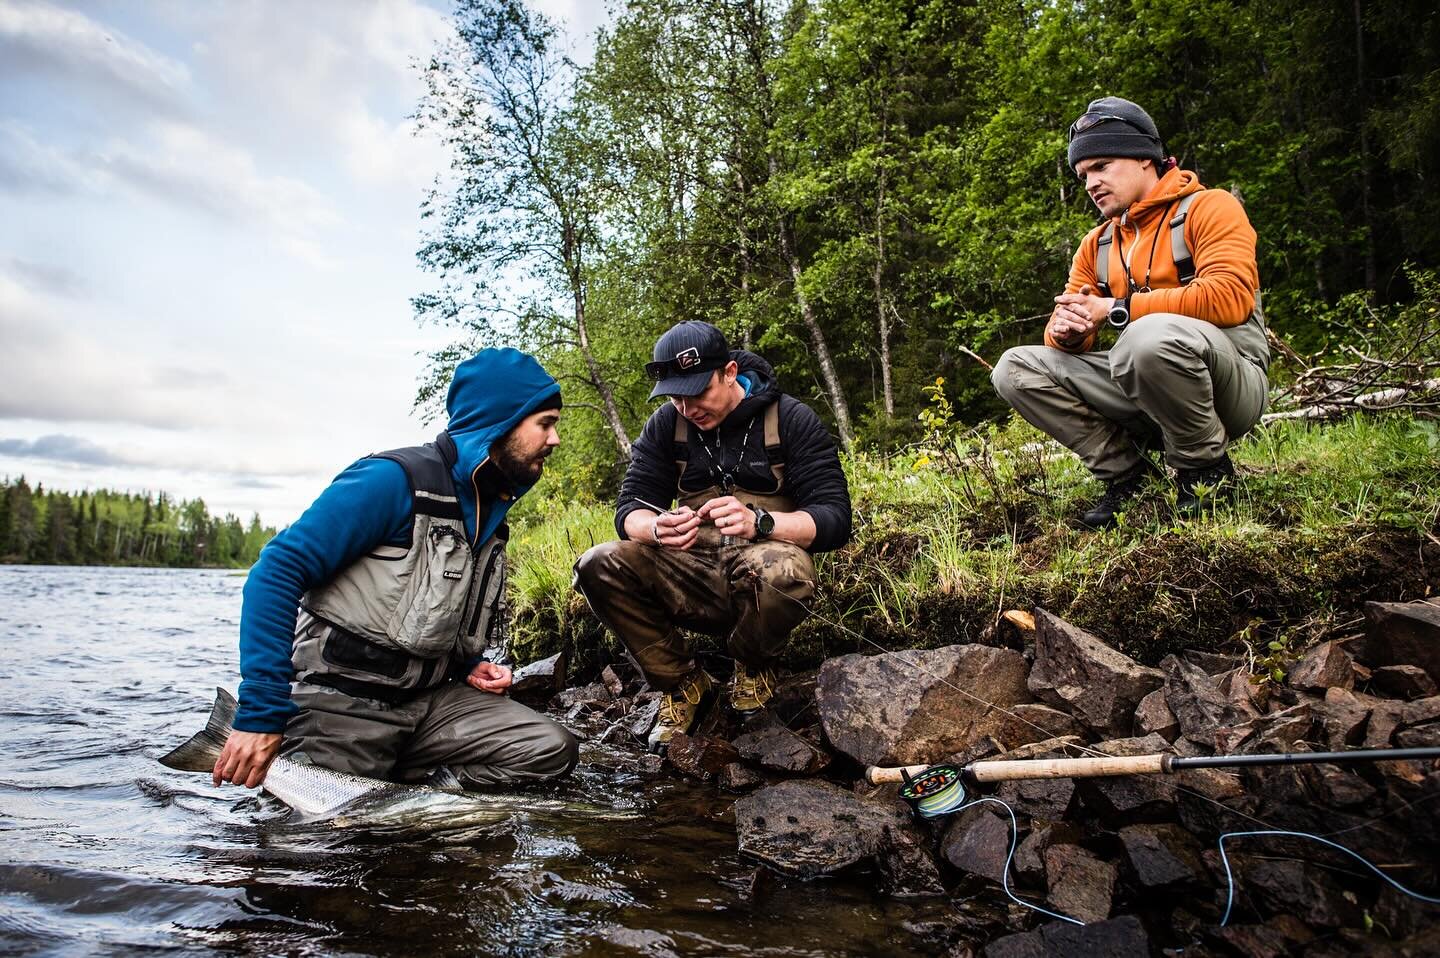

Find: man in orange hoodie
<box><xmin>991</xmin><ymin>96</ymin><xmax>1270</xmax><ymax>528</ymax></box>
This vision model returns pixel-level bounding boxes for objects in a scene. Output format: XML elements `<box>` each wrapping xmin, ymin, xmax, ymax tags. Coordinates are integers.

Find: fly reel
<box><xmin>898</xmin><ymin>763</ymin><xmax>969</xmax><ymax>818</ymax></box>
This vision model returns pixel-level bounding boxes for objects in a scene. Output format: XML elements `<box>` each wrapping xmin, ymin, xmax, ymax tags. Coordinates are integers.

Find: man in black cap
<box><xmin>573</xmin><ymin>321</ymin><xmax>851</xmax><ymax>750</ymax></box>
<box><xmin>991</xmin><ymin>96</ymin><xmax>1269</xmax><ymax>527</ymax></box>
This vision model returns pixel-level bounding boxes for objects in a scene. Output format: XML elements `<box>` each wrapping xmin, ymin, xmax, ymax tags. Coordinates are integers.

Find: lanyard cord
<box><xmin>1120</xmin><ymin>201</ymin><xmax>1171</xmax><ymax>295</ymax></box>
<box><xmin>697</xmin><ymin>414</ymin><xmax>758</xmax><ymax>494</ymax></box>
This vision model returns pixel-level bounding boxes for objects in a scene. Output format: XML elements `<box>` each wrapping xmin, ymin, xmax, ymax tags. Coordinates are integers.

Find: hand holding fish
<box><xmin>467</xmin><ymin>661</ymin><xmax>513</xmax><ymax>694</ymax></box>
<box><xmin>212</xmin><ymin>730</ymin><xmax>282</xmax><ymax>788</ymax></box>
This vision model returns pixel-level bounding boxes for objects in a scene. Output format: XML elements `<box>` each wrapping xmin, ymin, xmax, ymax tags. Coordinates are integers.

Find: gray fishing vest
<box><xmin>292</xmin><ymin>434</ymin><xmax>508</xmax><ymax>703</ymax></box>
<box><xmin>1095</xmin><ymin>190</ymin><xmax>1270</xmax><ymax>370</ymax></box>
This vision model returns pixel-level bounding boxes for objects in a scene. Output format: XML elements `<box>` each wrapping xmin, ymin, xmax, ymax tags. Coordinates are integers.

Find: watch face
<box><xmin>756</xmin><ymin>509</ymin><xmax>775</xmax><ymax>535</ymax></box>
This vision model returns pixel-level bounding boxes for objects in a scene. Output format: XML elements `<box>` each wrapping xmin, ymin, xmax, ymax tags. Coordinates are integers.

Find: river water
<box><xmin>0</xmin><ymin>566</ymin><xmax>957</xmax><ymax>957</ymax></box>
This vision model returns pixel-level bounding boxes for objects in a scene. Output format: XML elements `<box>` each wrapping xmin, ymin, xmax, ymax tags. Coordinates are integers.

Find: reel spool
<box><xmin>898</xmin><ymin>764</ymin><xmax>968</xmax><ymax>818</ymax></box>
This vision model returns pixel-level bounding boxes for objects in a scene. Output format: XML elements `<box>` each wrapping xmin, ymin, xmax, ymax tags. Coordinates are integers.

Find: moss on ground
<box><xmin>508</xmin><ymin>414</ymin><xmax>1440</xmax><ymax>680</ymax></box>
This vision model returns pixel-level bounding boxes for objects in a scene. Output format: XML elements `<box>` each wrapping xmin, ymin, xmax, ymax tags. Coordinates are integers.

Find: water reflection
<box><xmin>0</xmin><ymin>567</ymin><xmax>948</xmax><ymax>955</ymax></box>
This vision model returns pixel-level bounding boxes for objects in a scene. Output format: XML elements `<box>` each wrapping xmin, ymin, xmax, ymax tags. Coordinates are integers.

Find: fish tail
<box><xmin>158</xmin><ymin>687</ymin><xmax>237</xmax><ymax>772</ymax></box>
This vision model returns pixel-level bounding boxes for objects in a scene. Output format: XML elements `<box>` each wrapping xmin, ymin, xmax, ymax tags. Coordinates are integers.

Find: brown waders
<box><xmin>573</xmin><ymin>487</ymin><xmax>816</xmax><ymax>691</ymax></box>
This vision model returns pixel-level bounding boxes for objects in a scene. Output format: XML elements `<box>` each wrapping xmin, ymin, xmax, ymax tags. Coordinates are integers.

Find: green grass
<box><xmin>507</xmin><ymin>413</ymin><xmax>1440</xmax><ymax>676</ymax></box>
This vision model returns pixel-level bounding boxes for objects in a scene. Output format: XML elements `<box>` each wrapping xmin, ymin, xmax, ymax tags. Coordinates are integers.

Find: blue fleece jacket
<box><xmin>233</xmin><ymin>349</ymin><xmax>561</xmax><ymax>733</ymax></box>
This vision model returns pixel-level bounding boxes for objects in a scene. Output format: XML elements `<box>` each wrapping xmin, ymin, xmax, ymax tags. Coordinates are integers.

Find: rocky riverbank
<box><xmin>518</xmin><ymin>598</ymin><xmax>1440</xmax><ymax>956</ymax></box>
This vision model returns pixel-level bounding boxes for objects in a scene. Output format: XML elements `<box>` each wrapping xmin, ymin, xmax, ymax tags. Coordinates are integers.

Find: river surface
<box><xmin>0</xmin><ymin>566</ymin><xmax>958</xmax><ymax>957</ymax></box>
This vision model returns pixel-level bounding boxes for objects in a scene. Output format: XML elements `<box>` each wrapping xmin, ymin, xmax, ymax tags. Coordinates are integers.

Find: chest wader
<box><xmin>292</xmin><ymin>434</ymin><xmax>509</xmax><ymax>708</ymax></box>
<box><xmin>669</xmin><ymin>400</ymin><xmax>817</xmax><ymax>671</ymax></box>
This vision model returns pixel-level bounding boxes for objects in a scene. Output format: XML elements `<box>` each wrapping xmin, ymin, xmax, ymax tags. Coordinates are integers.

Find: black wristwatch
<box><xmin>1106</xmin><ymin>296</ymin><xmax>1131</xmax><ymax>329</ymax></box>
<box><xmin>750</xmin><ymin>504</ymin><xmax>775</xmax><ymax>540</ymax></box>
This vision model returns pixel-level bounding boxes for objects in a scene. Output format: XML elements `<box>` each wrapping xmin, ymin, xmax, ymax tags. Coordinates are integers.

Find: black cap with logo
<box><xmin>645</xmin><ymin>321</ymin><xmax>731</xmax><ymax>399</ymax></box>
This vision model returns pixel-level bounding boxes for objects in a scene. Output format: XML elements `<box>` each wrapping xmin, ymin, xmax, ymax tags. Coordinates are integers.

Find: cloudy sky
<box><xmin>0</xmin><ymin>0</ymin><xmax>607</xmax><ymax>527</ymax></box>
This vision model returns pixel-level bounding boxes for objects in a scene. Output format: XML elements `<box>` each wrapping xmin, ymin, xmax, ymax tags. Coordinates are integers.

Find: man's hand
<box><xmin>1049</xmin><ymin>284</ymin><xmax>1114</xmax><ymax>346</ymax></box>
<box><xmin>467</xmin><ymin>661</ymin><xmax>513</xmax><ymax>694</ymax></box>
<box><xmin>652</xmin><ymin>505</ymin><xmax>701</xmax><ymax>550</ymax></box>
<box><xmin>212</xmin><ymin>730</ymin><xmax>282</xmax><ymax>788</ymax></box>
<box><xmin>698</xmin><ymin>495</ymin><xmax>757</xmax><ymax>540</ymax></box>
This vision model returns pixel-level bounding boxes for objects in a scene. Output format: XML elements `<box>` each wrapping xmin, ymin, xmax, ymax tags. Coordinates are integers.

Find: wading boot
<box><xmin>647</xmin><ymin>668</ymin><xmax>714</xmax><ymax>753</ymax></box>
<box><xmin>1080</xmin><ymin>462</ymin><xmax>1154</xmax><ymax>529</ymax></box>
<box><xmin>730</xmin><ymin>662</ymin><xmax>776</xmax><ymax>715</ymax></box>
<box><xmin>1175</xmin><ymin>453</ymin><xmax>1236</xmax><ymax>518</ymax></box>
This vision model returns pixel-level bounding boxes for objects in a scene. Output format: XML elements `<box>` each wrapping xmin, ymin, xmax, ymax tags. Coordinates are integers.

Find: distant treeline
<box><xmin>0</xmin><ymin>477</ymin><xmax>276</xmax><ymax>568</ymax></box>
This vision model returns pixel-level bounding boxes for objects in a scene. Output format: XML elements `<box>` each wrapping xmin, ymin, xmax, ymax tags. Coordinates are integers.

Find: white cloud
<box><xmin>0</xmin><ymin>0</ymin><xmax>190</xmax><ymax>114</ymax></box>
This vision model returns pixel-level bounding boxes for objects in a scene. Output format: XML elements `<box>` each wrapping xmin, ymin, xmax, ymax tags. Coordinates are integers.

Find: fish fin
<box><xmin>158</xmin><ymin>687</ymin><xmax>237</xmax><ymax>772</ymax></box>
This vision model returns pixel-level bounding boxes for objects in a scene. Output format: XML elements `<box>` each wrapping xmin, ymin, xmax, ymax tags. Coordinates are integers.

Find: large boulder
<box><xmin>1363</xmin><ymin>600</ymin><xmax>1440</xmax><ymax>683</ymax></box>
<box><xmin>817</xmin><ymin>644</ymin><xmax>1034</xmax><ymax>767</ymax></box>
<box><xmin>1027</xmin><ymin>610</ymin><xmax>1163</xmax><ymax>737</ymax></box>
<box><xmin>940</xmin><ymin>805</ymin><xmax>1013</xmax><ymax>884</ymax></box>
<box><xmin>733</xmin><ymin>779</ymin><xmax>917</xmax><ymax>879</ymax></box>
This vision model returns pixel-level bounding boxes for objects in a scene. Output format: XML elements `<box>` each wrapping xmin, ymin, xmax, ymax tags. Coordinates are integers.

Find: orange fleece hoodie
<box><xmin>1045</xmin><ymin>166</ymin><xmax>1260</xmax><ymax>352</ymax></box>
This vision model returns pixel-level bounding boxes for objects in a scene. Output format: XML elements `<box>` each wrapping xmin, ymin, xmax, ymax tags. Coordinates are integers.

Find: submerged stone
<box><xmin>981</xmin><ymin>914</ymin><xmax>1149</xmax><ymax>958</ymax></box>
<box><xmin>734</xmin><ymin>779</ymin><xmax>916</xmax><ymax>879</ymax></box>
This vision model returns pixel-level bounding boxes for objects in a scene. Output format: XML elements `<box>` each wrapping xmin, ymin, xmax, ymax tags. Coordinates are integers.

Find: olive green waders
<box><xmin>991</xmin><ymin>313</ymin><xmax>1269</xmax><ymax>480</ymax></box>
<box><xmin>573</xmin><ymin>488</ymin><xmax>816</xmax><ymax>691</ymax></box>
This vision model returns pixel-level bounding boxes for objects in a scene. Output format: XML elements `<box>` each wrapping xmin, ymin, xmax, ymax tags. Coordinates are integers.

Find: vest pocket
<box><xmin>391</xmin><ymin>522</ymin><xmax>471</xmax><ymax>657</ymax></box>
<box><xmin>321</xmin><ymin>623</ymin><xmax>410</xmax><ymax>678</ymax></box>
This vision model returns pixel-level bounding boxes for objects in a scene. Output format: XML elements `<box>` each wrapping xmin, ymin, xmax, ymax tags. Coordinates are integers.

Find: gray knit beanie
<box><xmin>1066</xmin><ymin>96</ymin><xmax>1164</xmax><ymax>170</ymax></box>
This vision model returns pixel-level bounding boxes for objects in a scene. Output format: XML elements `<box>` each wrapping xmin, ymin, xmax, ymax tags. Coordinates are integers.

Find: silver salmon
<box><xmin>159</xmin><ymin>688</ymin><xmax>636</xmax><ymax>827</ymax></box>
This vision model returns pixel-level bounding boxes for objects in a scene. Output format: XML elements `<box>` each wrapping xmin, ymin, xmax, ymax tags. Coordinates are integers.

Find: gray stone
<box><xmin>817</xmin><ymin>644</ymin><xmax>1034</xmax><ymax>767</ymax></box>
<box><xmin>1364</xmin><ymin>600</ymin><xmax>1440</xmax><ymax>682</ymax></box>
<box><xmin>1134</xmin><ymin>688</ymin><xmax>1179</xmax><ymax>741</ymax></box>
<box><xmin>876</xmin><ymin>825</ymin><xmax>946</xmax><ymax>897</ymax></box>
<box><xmin>1079</xmin><ymin>733</ymin><xmax>1177</xmax><ymax>816</ymax></box>
<box><xmin>1287</xmin><ymin>641</ymin><xmax>1356</xmax><ymax>691</ymax></box>
<box><xmin>941</xmin><ymin>805</ymin><xmax>1013</xmax><ymax>885</ymax></box>
<box><xmin>1117</xmin><ymin>823</ymin><xmax>1204</xmax><ymax>888</ymax></box>
<box><xmin>995</xmin><ymin>776</ymin><xmax>1075</xmax><ymax>822</ymax></box>
<box><xmin>1161</xmin><ymin>655</ymin><xmax>1257</xmax><ymax>750</ymax></box>
<box><xmin>1043</xmin><ymin>844</ymin><xmax>1116</xmax><ymax>924</ymax></box>
<box><xmin>1372</xmin><ymin>664</ymin><xmax>1440</xmax><ymax>700</ymax></box>
<box><xmin>509</xmin><ymin>651</ymin><xmax>567</xmax><ymax>698</ymax></box>
<box><xmin>1027</xmin><ymin>609</ymin><xmax>1163</xmax><ymax>738</ymax></box>
<box><xmin>1316</xmin><ymin>686</ymin><xmax>1371</xmax><ymax>749</ymax></box>
<box><xmin>665</xmin><ymin>732</ymin><xmax>738</xmax><ymax>782</ymax></box>
<box><xmin>718</xmin><ymin>762</ymin><xmax>767</xmax><ymax>792</ymax></box>
<box><xmin>1240</xmin><ymin>856</ymin><xmax>1363</xmax><ymax>928</ymax></box>
<box><xmin>734</xmin><ymin>779</ymin><xmax>916</xmax><ymax>879</ymax></box>
<box><xmin>1013</xmin><ymin>822</ymin><xmax>1082</xmax><ymax>883</ymax></box>
<box><xmin>981</xmin><ymin>915</ymin><xmax>1149</xmax><ymax>958</ymax></box>
<box><xmin>731</xmin><ymin>721</ymin><xmax>831</xmax><ymax>774</ymax></box>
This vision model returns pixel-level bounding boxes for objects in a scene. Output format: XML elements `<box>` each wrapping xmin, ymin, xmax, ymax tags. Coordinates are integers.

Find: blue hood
<box><xmin>445</xmin><ymin>348</ymin><xmax>561</xmax><ymax>542</ymax></box>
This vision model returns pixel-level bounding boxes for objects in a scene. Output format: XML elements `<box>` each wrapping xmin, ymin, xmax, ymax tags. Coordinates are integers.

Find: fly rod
<box><xmin>866</xmin><ymin>747</ymin><xmax>1440</xmax><ymax>818</ymax></box>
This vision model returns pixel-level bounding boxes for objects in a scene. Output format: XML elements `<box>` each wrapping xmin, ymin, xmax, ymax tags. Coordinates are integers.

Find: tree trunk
<box><xmin>573</xmin><ymin>286</ymin><xmax>633</xmax><ymax>460</ymax></box>
<box><xmin>1352</xmin><ymin>0</ymin><xmax>1377</xmax><ymax>296</ymax></box>
<box><xmin>775</xmin><ymin>208</ymin><xmax>855</xmax><ymax>449</ymax></box>
<box><xmin>872</xmin><ymin>162</ymin><xmax>894</xmax><ymax>419</ymax></box>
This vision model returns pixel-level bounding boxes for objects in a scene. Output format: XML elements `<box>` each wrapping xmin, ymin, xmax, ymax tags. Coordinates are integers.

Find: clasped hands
<box><xmin>1048</xmin><ymin>284</ymin><xmax>1116</xmax><ymax>348</ymax></box>
<box><xmin>650</xmin><ymin>496</ymin><xmax>756</xmax><ymax>550</ymax></box>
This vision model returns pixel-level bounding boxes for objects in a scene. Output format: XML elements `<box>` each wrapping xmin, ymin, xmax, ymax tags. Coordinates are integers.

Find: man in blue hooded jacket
<box><xmin>213</xmin><ymin>348</ymin><xmax>579</xmax><ymax>791</ymax></box>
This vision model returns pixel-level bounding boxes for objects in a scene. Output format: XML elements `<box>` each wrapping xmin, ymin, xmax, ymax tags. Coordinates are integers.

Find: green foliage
<box><xmin>504</xmin><ymin>412</ymin><xmax>1440</xmax><ymax>671</ymax></box>
<box><xmin>0</xmin><ymin>478</ymin><xmax>276</xmax><ymax>568</ymax></box>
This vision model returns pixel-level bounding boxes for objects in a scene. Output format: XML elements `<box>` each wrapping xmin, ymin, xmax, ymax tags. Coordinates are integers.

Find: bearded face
<box><xmin>492</xmin><ymin>409</ymin><xmax>561</xmax><ymax>485</ymax></box>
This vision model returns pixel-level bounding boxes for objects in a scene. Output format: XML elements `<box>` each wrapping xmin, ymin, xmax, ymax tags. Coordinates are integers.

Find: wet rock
<box><xmin>509</xmin><ymin>651</ymin><xmax>566</xmax><ymax>698</ymax></box>
<box><xmin>1043</xmin><ymin>844</ymin><xmax>1115</xmax><ymax>923</ymax></box>
<box><xmin>995</xmin><ymin>776</ymin><xmax>1074</xmax><ymax>822</ymax></box>
<box><xmin>1117</xmin><ymin>823</ymin><xmax>1204</xmax><ymax>888</ymax></box>
<box><xmin>623</xmin><ymin>697</ymin><xmax>660</xmax><ymax>741</ymax></box>
<box><xmin>817</xmin><ymin>644</ymin><xmax>1034</xmax><ymax>767</ymax></box>
<box><xmin>731</xmin><ymin>719</ymin><xmax>831</xmax><ymax>775</ymax></box>
<box><xmin>1134</xmin><ymin>688</ymin><xmax>1179</xmax><ymax>741</ymax></box>
<box><xmin>941</xmin><ymin>806</ymin><xmax>1013</xmax><ymax>885</ymax></box>
<box><xmin>1372</xmin><ymin>665</ymin><xmax>1439</xmax><ymax>700</ymax></box>
<box><xmin>665</xmin><ymin>732</ymin><xmax>739</xmax><ymax>782</ymax></box>
<box><xmin>718</xmin><ymin>762</ymin><xmax>767</xmax><ymax>792</ymax></box>
<box><xmin>1162</xmin><ymin>655</ymin><xmax>1258</xmax><ymax>750</ymax></box>
<box><xmin>1315</xmin><ymin>686</ymin><xmax>1371</xmax><ymax>749</ymax></box>
<box><xmin>981</xmin><ymin>915</ymin><xmax>1149</xmax><ymax>958</ymax></box>
<box><xmin>1013</xmin><ymin>822</ymin><xmax>1082</xmax><ymax>884</ymax></box>
<box><xmin>1364</xmin><ymin>600</ymin><xmax>1440</xmax><ymax>682</ymax></box>
<box><xmin>1287</xmin><ymin>641</ymin><xmax>1355</xmax><ymax>691</ymax></box>
<box><xmin>636</xmin><ymin>753</ymin><xmax>665</xmax><ymax>775</ymax></box>
<box><xmin>555</xmin><ymin>681</ymin><xmax>612</xmax><ymax>710</ymax></box>
<box><xmin>734</xmin><ymin>779</ymin><xmax>916</xmax><ymax>879</ymax></box>
<box><xmin>876</xmin><ymin>825</ymin><xmax>946</xmax><ymax>897</ymax></box>
<box><xmin>1026</xmin><ymin>609</ymin><xmax>1163</xmax><ymax>738</ymax></box>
